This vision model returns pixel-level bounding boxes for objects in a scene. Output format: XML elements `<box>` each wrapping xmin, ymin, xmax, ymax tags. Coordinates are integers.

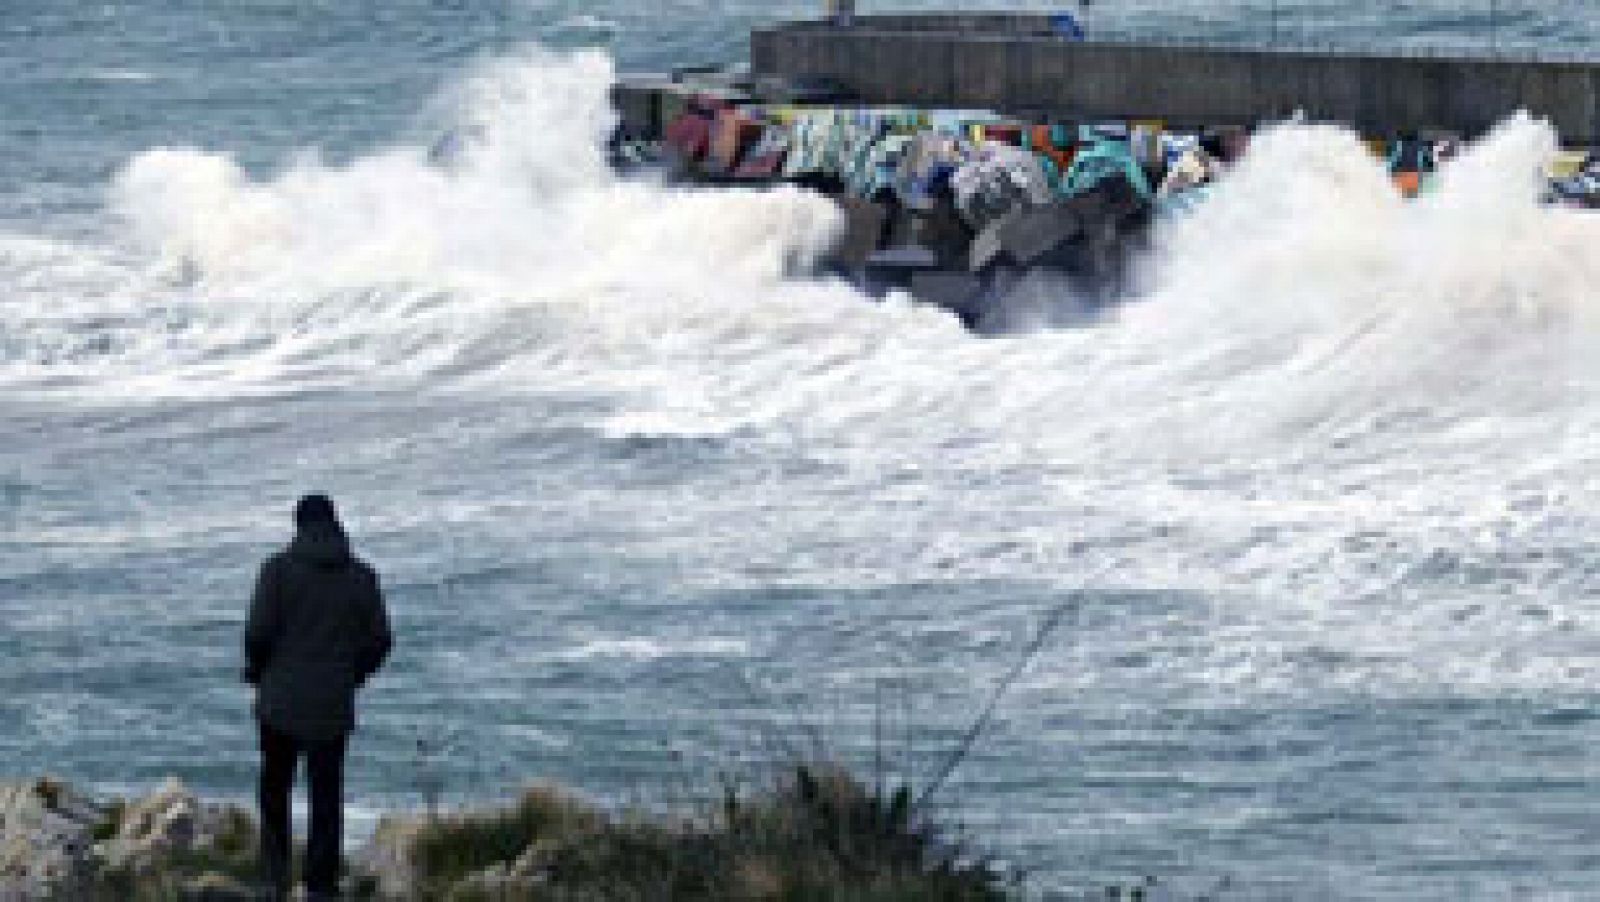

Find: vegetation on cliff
<box><xmin>375</xmin><ymin>764</ymin><xmax>1009</xmax><ymax>901</ymax></box>
<box><xmin>8</xmin><ymin>766</ymin><xmax>1014</xmax><ymax>901</ymax></box>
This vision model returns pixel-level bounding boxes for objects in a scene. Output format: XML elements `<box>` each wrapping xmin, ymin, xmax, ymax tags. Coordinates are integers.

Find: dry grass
<box><xmin>70</xmin><ymin>804</ymin><xmax>260</xmax><ymax>901</ymax></box>
<box><xmin>403</xmin><ymin>764</ymin><xmax>1010</xmax><ymax>901</ymax></box>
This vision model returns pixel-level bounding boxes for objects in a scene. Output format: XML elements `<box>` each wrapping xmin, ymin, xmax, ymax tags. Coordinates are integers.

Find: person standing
<box><xmin>245</xmin><ymin>494</ymin><xmax>392</xmax><ymax>900</ymax></box>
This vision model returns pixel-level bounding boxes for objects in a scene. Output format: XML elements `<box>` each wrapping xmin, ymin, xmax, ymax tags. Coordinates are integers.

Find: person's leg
<box><xmin>303</xmin><ymin>731</ymin><xmax>350</xmax><ymax>895</ymax></box>
<box><xmin>257</xmin><ymin>722</ymin><xmax>299</xmax><ymax>897</ymax></box>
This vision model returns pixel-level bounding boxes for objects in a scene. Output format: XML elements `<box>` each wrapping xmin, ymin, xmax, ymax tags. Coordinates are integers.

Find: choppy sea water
<box><xmin>3</xmin><ymin>2</ymin><xmax>1600</xmax><ymax>898</ymax></box>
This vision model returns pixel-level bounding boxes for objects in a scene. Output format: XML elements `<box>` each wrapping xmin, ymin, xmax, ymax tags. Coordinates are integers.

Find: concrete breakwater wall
<box><xmin>751</xmin><ymin>16</ymin><xmax>1600</xmax><ymax>143</ymax></box>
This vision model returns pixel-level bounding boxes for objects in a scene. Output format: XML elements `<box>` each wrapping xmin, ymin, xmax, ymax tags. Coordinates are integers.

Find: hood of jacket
<box><xmin>287</xmin><ymin>523</ymin><xmax>353</xmax><ymax>570</ymax></box>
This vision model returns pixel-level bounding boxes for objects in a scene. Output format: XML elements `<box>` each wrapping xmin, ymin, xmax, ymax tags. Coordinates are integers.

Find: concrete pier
<box><xmin>751</xmin><ymin>15</ymin><xmax>1600</xmax><ymax>142</ymax></box>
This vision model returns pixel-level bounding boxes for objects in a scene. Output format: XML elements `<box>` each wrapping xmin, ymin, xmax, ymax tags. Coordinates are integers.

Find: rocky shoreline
<box><xmin>1</xmin><ymin>777</ymin><xmax>268</xmax><ymax>901</ymax></box>
<box><xmin>1</xmin><ymin>769</ymin><xmax>1017</xmax><ymax>901</ymax></box>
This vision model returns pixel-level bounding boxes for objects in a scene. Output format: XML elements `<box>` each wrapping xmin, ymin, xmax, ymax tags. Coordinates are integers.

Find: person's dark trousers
<box><xmin>258</xmin><ymin>720</ymin><xmax>349</xmax><ymax>897</ymax></box>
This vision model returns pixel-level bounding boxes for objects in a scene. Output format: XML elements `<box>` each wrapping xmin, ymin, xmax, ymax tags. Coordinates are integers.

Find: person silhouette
<box><xmin>245</xmin><ymin>494</ymin><xmax>392</xmax><ymax>900</ymax></box>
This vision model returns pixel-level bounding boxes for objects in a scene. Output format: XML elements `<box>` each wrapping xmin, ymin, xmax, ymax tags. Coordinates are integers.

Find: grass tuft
<box><xmin>408</xmin><ymin>785</ymin><xmax>604</xmax><ymax>896</ymax></box>
<box><xmin>397</xmin><ymin>763</ymin><xmax>1008</xmax><ymax>900</ymax></box>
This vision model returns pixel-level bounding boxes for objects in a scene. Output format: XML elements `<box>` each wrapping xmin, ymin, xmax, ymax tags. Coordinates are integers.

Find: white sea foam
<box><xmin>79</xmin><ymin>48</ymin><xmax>1598</xmax><ymax>444</ymax></box>
<box><xmin>84</xmin><ymin>69</ymin><xmax>156</xmax><ymax>82</ymax></box>
<box><xmin>556</xmin><ymin>637</ymin><xmax>749</xmax><ymax>662</ymax></box>
<box><xmin>6</xmin><ymin>46</ymin><xmax>1600</xmax><ymax>701</ymax></box>
<box><xmin>549</xmin><ymin>14</ymin><xmax>622</xmax><ymax>32</ymax></box>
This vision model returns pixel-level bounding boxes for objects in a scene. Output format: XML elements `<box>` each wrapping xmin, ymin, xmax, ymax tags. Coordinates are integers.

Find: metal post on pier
<box><xmin>826</xmin><ymin>0</ymin><xmax>856</xmax><ymax>28</ymax></box>
<box><xmin>1490</xmin><ymin>0</ymin><xmax>1498</xmax><ymax>56</ymax></box>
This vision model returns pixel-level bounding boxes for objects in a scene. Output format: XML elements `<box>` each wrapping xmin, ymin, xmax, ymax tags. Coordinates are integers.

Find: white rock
<box><xmin>358</xmin><ymin>815</ymin><xmax>431</xmax><ymax>900</ymax></box>
<box><xmin>447</xmin><ymin>862</ymin><xmax>547</xmax><ymax>901</ymax></box>
<box><xmin>94</xmin><ymin>776</ymin><xmax>246</xmax><ymax>875</ymax></box>
<box><xmin>0</xmin><ymin>779</ymin><xmax>106</xmax><ymax>900</ymax></box>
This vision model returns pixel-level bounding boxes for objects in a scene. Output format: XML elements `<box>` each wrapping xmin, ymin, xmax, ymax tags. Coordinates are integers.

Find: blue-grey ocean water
<box><xmin>3</xmin><ymin>2</ymin><xmax>1600</xmax><ymax>898</ymax></box>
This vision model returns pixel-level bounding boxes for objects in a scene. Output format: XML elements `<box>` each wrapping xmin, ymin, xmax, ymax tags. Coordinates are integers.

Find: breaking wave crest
<box><xmin>1</xmin><ymin>44</ymin><xmax>1596</xmax><ymax>451</ymax></box>
<box><xmin>4</xmin><ymin>43</ymin><xmax>1600</xmax><ymax>698</ymax></box>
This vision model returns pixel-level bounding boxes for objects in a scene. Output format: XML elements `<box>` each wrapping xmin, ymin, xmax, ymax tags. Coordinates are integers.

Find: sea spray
<box><xmin>1124</xmin><ymin>113</ymin><xmax>1600</xmax><ymax>450</ymax></box>
<box><xmin>90</xmin><ymin>47</ymin><xmax>1599</xmax><ymax>453</ymax></box>
<box><xmin>3</xmin><ymin>45</ymin><xmax>1600</xmax><ymax>705</ymax></box>
<box><xmin>104</xmin><ymin>47</ymin><xmax>851</xmax><ymax>402</ymax></box>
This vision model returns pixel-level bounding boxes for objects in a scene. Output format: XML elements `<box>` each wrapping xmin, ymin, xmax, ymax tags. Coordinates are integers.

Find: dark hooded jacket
<box><xmin>245</xmin><ymin>524</ymin><xmax>392</xmax><ymax>741</ymax></box>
